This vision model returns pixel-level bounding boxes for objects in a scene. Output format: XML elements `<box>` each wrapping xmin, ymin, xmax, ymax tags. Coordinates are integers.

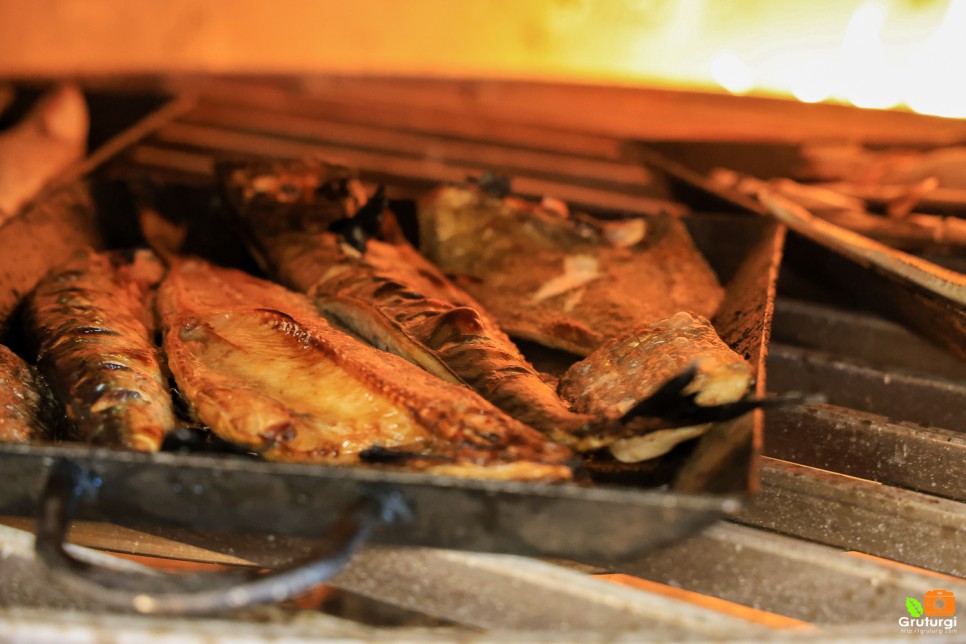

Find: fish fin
<box><xmin>619</xmin><ymin>365</ymin><xmax>822</xmax><ymax>429</ymax></box>
<box><xmin>359</xmin><ymin>445</ymin><xmax>444</xmax><ymax>464</ymax></box>
<box><xmin>161</xmin><ymin>426</ymin><xmax>257</xmax><ymax>456</ymax></box>
<box><xmin>670</xmin><ymin>391</ymin><xmax>824</xmax><ymax>425</ymax></box>
<box><xmin>473</xmin><ymin>172</ymin><xmax>512</xmax><ymax>198</ymax></box>
<box><xmin>620</xmin><ymin>364</ymin><xmax>701</xmax><ymax>421</ymax></box>
<box><xmin>129</xmin><ymin>177</ymin><xmax>187</xmax><ymax>263</ymax></box>
<box><xmin>332</xmin><ymin>185</ymin><xmax>386</xmax><ymax>253</ymax></box>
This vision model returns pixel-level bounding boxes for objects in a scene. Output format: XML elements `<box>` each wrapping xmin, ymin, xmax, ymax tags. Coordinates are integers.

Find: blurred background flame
<box><xmin>699</xmin><ymin>0</ymin><xmax>966</xmax><ymax>117</ymax></box>
<box><xmin>3</xmin><ymin>0</ymin><xmax>966</xmax><ymax>119</ymax></box>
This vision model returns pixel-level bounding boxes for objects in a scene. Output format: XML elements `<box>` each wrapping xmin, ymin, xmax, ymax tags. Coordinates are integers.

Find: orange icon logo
<box><xmin>924</xmin><ymin>590</ymin><xmax>956</xmax><ymax>617</ymax></box>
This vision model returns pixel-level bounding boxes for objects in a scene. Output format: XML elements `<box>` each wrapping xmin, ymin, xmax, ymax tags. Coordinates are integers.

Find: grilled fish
<box><xmin>0</xmin><ymin>344</ymin><xmax>59</xmax><ymax>443</ymax></box>
<box><xmin>289</xmin><ymin>235</ymin><xmax>631</xmax><ymax>449</ymax></box>
<box><xmin>26</xmin><ymin>249</ymin><xmax>176</xmax><ymax>451</ymax></box>
<box><xmin>559</xmin><ymin>312</ymin><xmax>753</xmax><ymax>462</ymax></box>
<box><xmin>157</xmin><ymin>258</ymin><xmax>573</xmax><ymax>481</ymax></box>
<box><xmin>0</xmin><ymin>84</ymin><xmax>88</xmax><ymax>224</ymax></box>
<box><xmin>219</xmin><ymin>159</ymin><xmax>490</xmax><ymax>315</ymax></box>
<box><xmin>417</xmin><ymin>183</ymin><xmax>724</xmax><ymax>356</ymax></box>
<box><xmin>221</xmin><ymin>160</ymin><xmax>686</xmax><ymax>452</ymax></box>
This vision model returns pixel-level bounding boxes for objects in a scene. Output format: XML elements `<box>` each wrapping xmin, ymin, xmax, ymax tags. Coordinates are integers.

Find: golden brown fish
<box><xmin>26</xmin><ymin>249</ymin><xmax>176</xmax><ymax>451</ymax></box>
<box><xmin>0</xmin><ymin>344</ymin><xmax>59</xmax><ymax>443</ymax></box>
<box><xmin>417</xmin><ymin>183</ymin><xmax>724</xmax><ymax>356</ymax></box>
<box><xmin>220</xmin><ymin>160</ymin><xmax>703</xmax><ymax>453</ymax></box>
<box><xmin>157</xmin><ymin>258</ymin><xmax>574</xmax><ymax>481</ymax></box>
<box><xmin>559</xmin><ymin>312</ymin><xmax>753</xmax><ymax>462</ymax></box>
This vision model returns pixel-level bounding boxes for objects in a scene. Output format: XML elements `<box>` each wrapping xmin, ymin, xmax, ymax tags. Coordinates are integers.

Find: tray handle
<box><xmin>34</xmin><ymin>458</ymin><xmax>407</xmax><ymax>614</ymax></box>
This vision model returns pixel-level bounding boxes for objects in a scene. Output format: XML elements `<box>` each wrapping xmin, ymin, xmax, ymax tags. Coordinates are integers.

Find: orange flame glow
<box><xmin>904</xmin><ymin>0</ymin><xmax>966</xmax><ymax>117</ymax></box>
<box><xmin>706</xmin><ymin>0</ymin><xmax>966</xmax><ymax>118</ymax></box>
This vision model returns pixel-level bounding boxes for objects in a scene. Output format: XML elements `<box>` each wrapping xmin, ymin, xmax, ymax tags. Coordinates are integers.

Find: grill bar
<box><xmin>196</xmin><ymin>82</ymin><xmax>628</xmax><ymax>160</ymax></box>
<box><xmin>740</xmin><ymin>458</ymin><xmax>966</xmax><ymax>577</ymax></box>
<box><xmin>180</xmin><ymin>77</ymin><xmax>966</xmax><ymax>146</ymax></box>
<box><xmin>765</xmin><ymin>404</ymin><xmax>966</xmax><ymax>501</ymax></box>
<box><xmin>332</xmin><ymin>547</ymin><xmax>773</xmax><ymax>636</ymax></box>
<box><xmin>768</xmin><ymin>343</ymin><xmax>966</xmax><ymax>431</ymax></box>
<box><xmin>619</xmin><ymin>522</ymin><xmax>966</xmax><ymax>625</ymax></box>
<box><xmin>130</xmin><ymin>136</ymin><xmax>679</xmax><ymax>216</ymax></box>
<box><xmin>772</xmin><ymin>297</ymin><xmax>966</xmax><ymax>381</ymax></box>
<box><xmin>155</xmin><ymin>120</ymin><xmax>655</xmax><ymax>199</ymax></box>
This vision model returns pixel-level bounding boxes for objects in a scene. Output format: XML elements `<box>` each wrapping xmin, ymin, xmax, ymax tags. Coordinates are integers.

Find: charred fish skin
<box><xmin>417</xmin><ymin>183</ymin><xmax>724</xmax><ymax>356</ymax></box>
<box><xmin>217</xmin><ymin>158</ymin><xmax>368</xmax><ymax>269</ymax></box>
<box><xmin>26</xmin><ymin>249</ymin><xmax>176</xmax><ymax>451</ymax></box>
<box><xmin>559</xmin><ymin>312</ymin><xmax>753</xmax><ymax>462</ymax></box>
<box><xmin>0</xmin><ymin>344</ymin><xmax>59</xmax><ymax>443</ymax></box>
<box><xmin>158</xmin><ymin>259</ymin><xmax>573</xmax><ymax>482</ymax></box>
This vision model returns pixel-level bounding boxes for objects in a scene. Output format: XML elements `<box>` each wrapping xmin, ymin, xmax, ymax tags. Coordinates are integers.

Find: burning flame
<box><xmin>709</xmin><ymin>51</ymin><xmax>755</xmax><ymax>95</ymax></box>
<box><xmin>904</xmin><ymin>0</ymin><xmax>966</xmax><ymax>117</ymax></box>
<box><xmin>841</xmin><ymin>0</ymin><xmax>900</xmax><ymax>109</ymax></box>
<box><xmin>708</xmin><ymin>0</ymin><xmax>966</xmax><ymax>118</ymax></box>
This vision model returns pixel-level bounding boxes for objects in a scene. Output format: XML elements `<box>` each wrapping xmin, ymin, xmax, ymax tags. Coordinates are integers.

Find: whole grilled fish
<box><xmin>26</xmin><ymin>249</ymin><xmax>176</xmax><ymax>451</ymax></box>
<box><xmin>559</xmin><ymin>312</ymin><xmax>753</xmax><ymax>462</ymax></box>
<box><xmin>0</xmin><ymin>344</ymin><xmax>59</xmax><ymax>443</ymax></box>
<box><xmin>157</xmin><ymin>258</ymin><xmax>574</xmax><ymax>481</ymax></box>
<box><xmin>417</xmin><ymin>183</ymin><xmax>724</xmax><ymax>356</ymax></box>
<box><xmin>0</xmin><ymin>84</ymin><xmax>88</xmax><ymax>224</ymax></box>
<box><xmin>220</xmin><ymin>160</ymin><xmax>690</xmax><ymax>453</ymax></box>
